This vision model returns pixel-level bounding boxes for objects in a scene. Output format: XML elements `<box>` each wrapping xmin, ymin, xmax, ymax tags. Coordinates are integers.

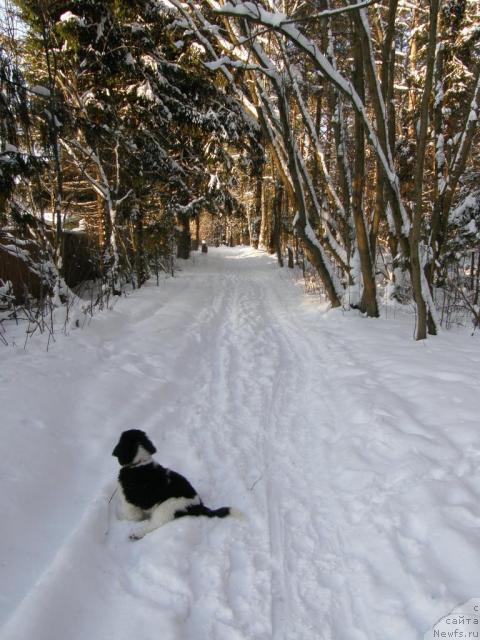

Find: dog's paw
<box><xmin>129</xmin><ymin>532</ymin><xmax>144</xmax><ymax>541</ymax></box>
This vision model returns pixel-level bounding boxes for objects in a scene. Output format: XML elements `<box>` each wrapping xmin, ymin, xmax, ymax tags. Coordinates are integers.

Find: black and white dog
<box><xmin>112</xmin><ymin>429</ymin><xmax>235</xmax><ymax>540</ymax></box>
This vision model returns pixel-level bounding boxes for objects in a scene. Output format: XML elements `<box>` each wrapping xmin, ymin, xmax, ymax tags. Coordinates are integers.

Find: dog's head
<box><xmin>112</xmin><ymin>429</ymin><xmax>157</xmax><ymax>466</ymax></box>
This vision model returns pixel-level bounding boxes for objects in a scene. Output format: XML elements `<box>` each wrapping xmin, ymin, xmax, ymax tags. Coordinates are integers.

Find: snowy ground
<box><xmin>1</xmin><ymin>246</ymin><xmax>480</xmax><ymax>640</ymax></box>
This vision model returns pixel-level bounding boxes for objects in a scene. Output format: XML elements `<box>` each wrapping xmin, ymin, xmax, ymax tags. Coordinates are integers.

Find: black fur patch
<box><xmin>112</xmin><ymin>429</ymin><xmax>156</xmax><ymax>466</ymax></box>
<box><xmin>119</xmin><ymin>462</ymin><xmax>197</xmax><ymax>511</ymax></box>
<box><xmin>175</xmin><ymin>504</ymin><xmax>231</xmax><ymax>519</ymax></box>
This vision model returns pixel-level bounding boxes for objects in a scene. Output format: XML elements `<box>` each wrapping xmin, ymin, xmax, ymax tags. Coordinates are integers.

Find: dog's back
<box><xmin>119</xmin><ymin>463</ymin><xmax>197</xmax><ymax>511</ymax></box>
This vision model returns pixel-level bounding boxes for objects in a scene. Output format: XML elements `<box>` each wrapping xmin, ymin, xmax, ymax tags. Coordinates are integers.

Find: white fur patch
<box><xmin>131</xmin><ymin>445</ymin><xmax>152</xmax><ymax>466</ymax></box>
<box><xmin>130</xmin><ymin>495</ymin><xmax>201</xmax><ymax>540</ymax></box>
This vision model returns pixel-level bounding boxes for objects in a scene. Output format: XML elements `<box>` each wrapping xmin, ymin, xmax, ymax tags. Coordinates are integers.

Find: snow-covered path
<box><xmin>2</xmin><ymin>247</ymin><xmax>480</xmax><ymax>640</ymax></box>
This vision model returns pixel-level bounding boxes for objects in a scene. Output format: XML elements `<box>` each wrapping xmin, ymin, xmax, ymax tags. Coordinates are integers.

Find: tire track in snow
<box><xmin>204</xmin><ymin>261</ymin><xmax>334</xmax><ymax>639</ymax></box>
<box><xmin>256</xmin><ymin>271</ymin><xmax>388</xmax><ymax>639</ymax></box>
<box><xmin>204</xmin><ymin>259</ymin><xmax>355</xmax><ymax>640</ymax></box>
<box><xmin>257</xmin><ymin>276</ymin><xmax>340</xmax><ymax>639</ymax></box>
<box><xmin>162</xmin><ymin>257</ymin><xmax>300</xmax><ymax>639</ymax></box>
<box><xmin>185</xmin><ymin>265</ymin><xmax>282</xmax><ymax>639</ymax></box>
<box><xmin>230</xmin><ymin>273</ymin><xmax>291</xmax><ymax>640</ymax></box>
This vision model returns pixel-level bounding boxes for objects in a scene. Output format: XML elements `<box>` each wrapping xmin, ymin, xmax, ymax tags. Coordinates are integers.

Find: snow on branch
<box><xmin>168</xmin><ymin>0</ymin><xmax>259</xmax><ymax>120</ymax></box>
<box><xmin>281</xmin><ymin>0</ymin><xmax>380</xmax><ymax>23</ymax></box>
<box><xmin>59</xmin><ymin>139</ymin><xmax>108</xmax><ymax>200</ymax></box>
<box><xmin>204</xmin><ymin>56</ymin><xmax>259</xmax><ymax>71</ymax></box>
<box><xmin>29</xmin><ymin>85</ymin><xmax>51</xmax><ymax>98</ymax></box>
<box><xmin>58</xmin><ymin>11</ymin><xmax>87</xmax><ymax>27</ymax></box>
<box><xmin>216</xmin><ymin>0</ymin><xmax>411</xmax><ymax>235</ymax></box>
<box><xmin>175</xmin><ymin>197</ymin><xmax>205</xmax><ymax>215</ymax></box>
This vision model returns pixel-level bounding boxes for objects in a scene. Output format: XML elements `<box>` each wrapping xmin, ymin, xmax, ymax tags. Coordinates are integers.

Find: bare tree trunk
<box><xmin>276</xmin><ymin>88</ymin><xmax>342</xmax><ymax>306</ymax></box>
<box><xmin>351</xmin><ymin>25</ymin><xmax>378</xmax><ymax>317</ymax></box>
<box><xmin>410</xmin><ymin>0</ymin><xmax>441</xmax><ymax>339</ymax></box>
<box><xmin>192</xmin><ymin>213</ymin><xmax>200</xmax><ymax>251</ymax></box>
<box><xmin>134</xmin><ymin>205</ymin><xmax>147</xmax><ymax>288</ymax></box>
<box><xmin>270</xmin><ymin>179</ymin><xmax>284</xmax><ymax>267</ymax></box>
<box><xmin>371</xmin><ymin>0</ymin><xmax>398</xmax><ymax>262</ymax></box>
<box><xmin>176</xmin><ymin>213</ymin><xmax>191</xmax><ymax>259</ymax></box>
<box><xmin>39</xmin><ymin>8</ymin><xmax>65</xmax><ymax>295</ymax></box>
<box><xmin>258</xmin><ymin>173</ymin><xmax>269</xmax><ymax>250</ymax></box>
<box><xmin>252</xmin><ymin>171</ymin><xmax>263</xmax><ymax>249</ymax></box>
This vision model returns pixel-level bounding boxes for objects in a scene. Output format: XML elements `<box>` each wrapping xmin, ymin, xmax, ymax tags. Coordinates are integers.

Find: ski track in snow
<box><xmin>2</xmin><ymin>246</ymin><xmax>480</xmax><ymax>640</ymax></box>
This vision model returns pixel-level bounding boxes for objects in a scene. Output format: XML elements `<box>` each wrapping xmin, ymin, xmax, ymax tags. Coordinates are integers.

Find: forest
<box><xmin>1</xmin><ymin>0</ymin><xmax>479</xmax><ymax>341</ymax></box>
